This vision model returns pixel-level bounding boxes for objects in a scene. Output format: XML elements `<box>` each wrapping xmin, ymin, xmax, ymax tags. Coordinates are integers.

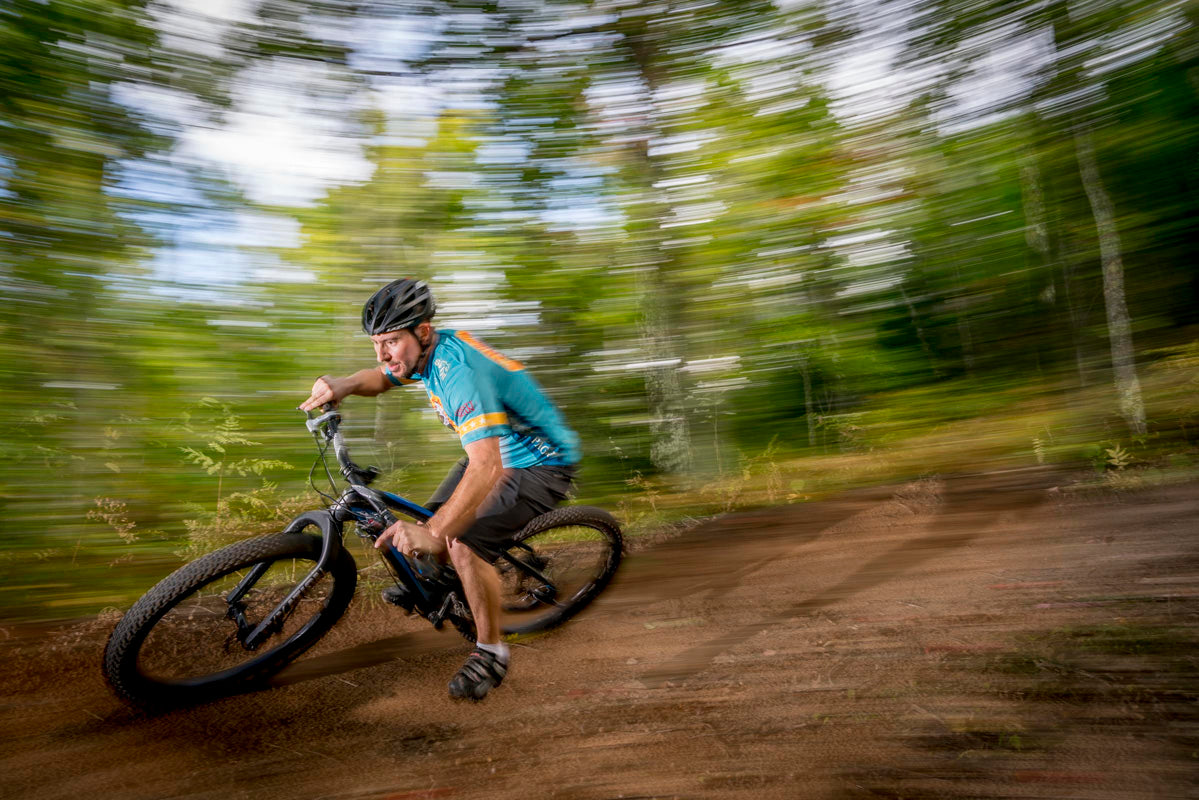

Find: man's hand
<box><xmin>300</xmin><ymin>369</ymin><xmax>395</xmax><ymax>411</ymax></box>
<box><xmin>300</xmin><ymin>376</ymin><xmax>345</xmax><ymax>412</ymax></box>
<box><xmin>375</xmin><ymin>519</ymin><xmax>448</xmax><ymax>560</ymax></box>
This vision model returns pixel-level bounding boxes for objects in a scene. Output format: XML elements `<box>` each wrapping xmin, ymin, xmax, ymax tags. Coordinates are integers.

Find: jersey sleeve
<box><xmin>440</xmin><ymin>362</ymin><xmax>511</xmax><ymax>445</ymax></box>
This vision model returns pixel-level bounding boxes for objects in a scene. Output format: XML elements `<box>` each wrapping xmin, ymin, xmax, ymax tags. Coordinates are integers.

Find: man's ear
<box><xmin>417</xmin><ymin>320</ymin><xmax>433</xmax><ymax>344</ymax></box>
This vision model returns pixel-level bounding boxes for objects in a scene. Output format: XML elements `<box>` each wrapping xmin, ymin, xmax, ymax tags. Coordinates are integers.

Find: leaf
<box><xmin>248</xmin><ymin>459</ymin><xmax>294</xmax><ymax>475</ymax></box>
<box><xmin>181</xmin><ymin>446</ymin><xmax>219</xmax><ymax>472</ymax></box>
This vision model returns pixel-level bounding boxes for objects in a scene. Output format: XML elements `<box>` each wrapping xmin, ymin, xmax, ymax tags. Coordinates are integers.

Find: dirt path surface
<box><xmin>3</xmin><ymin>469</ymin><xmax>1198</xmax><ymax>799</ymax></box>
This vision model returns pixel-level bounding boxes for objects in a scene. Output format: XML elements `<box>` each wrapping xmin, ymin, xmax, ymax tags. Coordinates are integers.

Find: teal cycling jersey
<box><xmin>387</xmin><ymin>330</ymin><xmax>581</xmax><ymax>469</ymax></box>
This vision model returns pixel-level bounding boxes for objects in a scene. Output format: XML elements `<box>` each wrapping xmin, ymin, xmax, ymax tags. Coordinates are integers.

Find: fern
<box><xmin>178</xmin><ymin>398</ymin><xmax>292</xmax><ymax>512</ymax></box>
<box><xmin>1105</xmin><ymin>444</ymin><xmax>1132</xmax><ymax>470</ymax></box>
<box><xmin>87</xmin><ymin>497</ymin><xmax>163</xmax><ymax>545</ymax></box>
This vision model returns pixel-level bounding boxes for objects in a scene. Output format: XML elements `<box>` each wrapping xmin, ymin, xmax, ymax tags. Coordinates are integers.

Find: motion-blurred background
<box><xmin>2</xmin><ymin>0</ymin><xmax>1196</xmax><ymax>621</ymax></box>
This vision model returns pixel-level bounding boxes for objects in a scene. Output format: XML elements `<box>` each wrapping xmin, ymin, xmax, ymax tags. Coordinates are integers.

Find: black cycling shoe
<box><xmin>448</xmin><ymin>648</ymin><xmax>508</xmax><ymax>701</ymax></box>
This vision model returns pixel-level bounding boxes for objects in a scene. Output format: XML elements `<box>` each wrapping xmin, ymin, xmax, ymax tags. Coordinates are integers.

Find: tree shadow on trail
<box><xmin>271</xmin><ymin>627</ymin><xmax>453</xmax><ymax>687</ymax></box>
<box><xmin>636</xmin><ymin>470</ymin><xmax>1059</xmax><ymax>688</ymax></box>
<box><xmin>603</xmin><ymin>483</ymin><xmax>900</xmax><ymax>609</ymax></box>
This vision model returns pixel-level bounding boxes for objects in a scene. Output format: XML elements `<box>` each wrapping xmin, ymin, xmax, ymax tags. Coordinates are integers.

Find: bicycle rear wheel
<box><xmin>496</xmin><ymin>505</ymin><xmax>623</xmax><ymax>636</ymax></box>
<box><xmin>103</xmin><ymin>532</ymin><xmax>357</xmax><ymax>709</ymax></box>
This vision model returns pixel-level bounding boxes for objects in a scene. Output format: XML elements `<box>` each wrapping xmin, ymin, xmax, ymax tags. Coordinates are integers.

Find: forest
<box><xmin>2</xmin><ymin>0</ymin><xmax>1197</xmax><ymax>621</ymax></box>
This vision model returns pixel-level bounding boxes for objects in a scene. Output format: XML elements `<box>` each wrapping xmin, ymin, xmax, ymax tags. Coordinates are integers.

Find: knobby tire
<box><xmin>494</xmin><ymin>505</ymin><xmax>623</xmax><ymax>636</ymax></box>
<box><xmin>103</xmin><ymin>532</ymin><xmax>356</xmax><ymax>709</ymax></box>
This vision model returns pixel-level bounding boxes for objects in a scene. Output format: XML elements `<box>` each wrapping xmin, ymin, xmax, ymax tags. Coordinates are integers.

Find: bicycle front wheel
<box><xmin>497</xmin><ymin>505</ymin><xmax>623</xmax><ymax>636</ymax></box>
<box><xmin>103</xmin><ymin>532</ymin><xmax>357</xmax><ymax>709</ymax></box>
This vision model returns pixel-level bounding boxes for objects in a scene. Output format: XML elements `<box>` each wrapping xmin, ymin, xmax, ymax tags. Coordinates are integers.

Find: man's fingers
<box><xmin>300</xmin><ymin>377</ymin><xmax>335</xmax><ymax>412</ymax></box>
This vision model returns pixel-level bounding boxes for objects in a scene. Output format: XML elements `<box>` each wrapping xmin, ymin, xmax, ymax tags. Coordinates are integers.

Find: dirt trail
<box><xmin>2</xmin><ymin>469</ymin><xmax>1197</xmax><ymax>799</ymax></box>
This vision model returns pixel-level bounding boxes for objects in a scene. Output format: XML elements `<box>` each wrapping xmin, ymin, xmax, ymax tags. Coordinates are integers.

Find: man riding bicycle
<box><xmin>299</xmin><ymin>279</ymin><xmax>580</xmax><ymax>700</ymax></box>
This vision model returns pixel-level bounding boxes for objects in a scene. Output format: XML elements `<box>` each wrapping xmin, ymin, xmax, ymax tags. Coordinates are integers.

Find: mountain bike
<box><xmin>102</xmin><ymin>406</ymin><xmax>623</xmax><ymax>709</ymax></box>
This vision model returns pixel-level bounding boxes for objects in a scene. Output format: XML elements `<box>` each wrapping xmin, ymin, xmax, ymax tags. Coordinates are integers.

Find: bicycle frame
<box><xmin>234</xmin><ymin>409</ymin><xmax>461</xmax><ymax>650</ymax></box>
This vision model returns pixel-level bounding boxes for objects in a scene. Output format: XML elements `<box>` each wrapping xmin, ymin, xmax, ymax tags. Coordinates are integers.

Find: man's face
<box><xmin>371</xmin><ymin>324</ymin><xmax>426</xmax><ymax>380</ymax></box>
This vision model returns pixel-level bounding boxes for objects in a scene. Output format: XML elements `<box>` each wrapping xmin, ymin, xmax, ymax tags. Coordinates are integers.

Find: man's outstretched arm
<box><xmin>299</xmin><ymin>367</ymin><xmax>398</xmax><ymax>411</ymax></box>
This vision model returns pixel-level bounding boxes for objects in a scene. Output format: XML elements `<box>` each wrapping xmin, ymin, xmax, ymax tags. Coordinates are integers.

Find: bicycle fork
<box><xmin>228</xmin><ymin>511</ymin><xmax>345</xmax><ymax>651</ymax></box>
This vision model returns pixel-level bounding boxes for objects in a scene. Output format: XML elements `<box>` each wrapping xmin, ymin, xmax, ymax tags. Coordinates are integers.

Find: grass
<box><xmin>615</xmin><ymin>343</ymin><xmax>1199</xmax><ymax>533</ymax></box>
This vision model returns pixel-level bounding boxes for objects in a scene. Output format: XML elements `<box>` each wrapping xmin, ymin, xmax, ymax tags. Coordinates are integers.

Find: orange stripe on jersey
<box><xmin>458</xmin><ymin>412</ymin><xmax>511</xmax><ymax>437</ymax></box>
<box><xmin>457</xmin><ymin>331</ymin><xmax>524</xmax><ymax>372</ymax></box>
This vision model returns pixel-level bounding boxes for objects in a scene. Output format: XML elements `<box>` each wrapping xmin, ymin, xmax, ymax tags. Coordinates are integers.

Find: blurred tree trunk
<box><xmin>626</xmin><ymin>150</ymin><xmax>692</xmax><ymax>475</ymax></box>
<box><xmin>624</xmin><ymin>32</ymin><xmax>693</xmax><ymax>476</ymax></box>
<box><xmin>898</xmin><ymin>287</ymin><xmax>939</xmax><ymax>377</ymax></box>
<box><xmin>1074</xmin><ymin>126</ymin><xmax>1146</xmax><ymax>436</ymax></box>
<box><xmin>638</xmin><ymin>276</ymin><xmax>692</xmax><ymax>474</ymax></box>
<box><xmin>799</xmin><ymin>353</ymin><xmax>817</xmax><ymax>448</ymax></box>
<box><xmin>1021</xmin><ymin>151</ymin><xmax>1087</xmax><ymax>386</ymax></box>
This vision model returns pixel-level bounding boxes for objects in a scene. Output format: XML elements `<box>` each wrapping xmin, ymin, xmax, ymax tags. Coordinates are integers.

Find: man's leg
<box><xmin>445</xmin><ymin>541</ymin><xmax>507</xmax><ymax>701</ymax></box>
<box><xmin>449</xmin><ymin>538</ymin><xmax>501</xmax><ymax>644</ymax></box>
<box><xmin>445</xmin><ymin>467</ymin><xmax>573</xmax><ymax>700</ymax></box>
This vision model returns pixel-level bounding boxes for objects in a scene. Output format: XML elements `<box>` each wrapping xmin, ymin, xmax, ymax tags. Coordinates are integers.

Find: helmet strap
<box><xmin>412</xmin><ymin>325</ymin><xmax>438</xmax><ymax>376</ymax></box>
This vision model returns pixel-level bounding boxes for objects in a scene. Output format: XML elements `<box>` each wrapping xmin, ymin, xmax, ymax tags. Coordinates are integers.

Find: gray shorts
<box><xmin>426</xmin><ymin>456</ymin><xmax>576</xmax><ymax>564</ymax></box>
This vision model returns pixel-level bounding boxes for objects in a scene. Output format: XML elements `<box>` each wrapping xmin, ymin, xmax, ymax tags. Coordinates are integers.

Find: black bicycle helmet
<box><xmin>362</xmin><ymin>278</ymin><xmax>436</xmax><ymax>335</ymax></box>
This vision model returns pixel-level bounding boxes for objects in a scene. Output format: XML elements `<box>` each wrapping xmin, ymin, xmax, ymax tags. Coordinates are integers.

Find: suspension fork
<box><xmin>236</xmin><ymin>511</ymin><xmax>346</xmax><ymax>651</ymax></box>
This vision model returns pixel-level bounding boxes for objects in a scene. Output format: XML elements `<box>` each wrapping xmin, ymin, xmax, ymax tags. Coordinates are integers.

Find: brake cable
<box><xmin>306</xmin><ymin>427</ymin><xmax>339</xmax><ymax>503</ymax></box>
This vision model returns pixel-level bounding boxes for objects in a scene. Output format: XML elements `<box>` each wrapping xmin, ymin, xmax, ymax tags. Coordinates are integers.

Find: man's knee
<box><xmin>448</xmin><ymin>538</ymin><xmax>480</xmax><ymax>568</ymax></box>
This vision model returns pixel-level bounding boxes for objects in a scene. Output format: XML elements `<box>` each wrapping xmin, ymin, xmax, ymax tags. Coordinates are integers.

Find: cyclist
<box><xmin>299</xmin><ymin>278</ymin><xmax>580</xmax><ymax>700</ymax></box>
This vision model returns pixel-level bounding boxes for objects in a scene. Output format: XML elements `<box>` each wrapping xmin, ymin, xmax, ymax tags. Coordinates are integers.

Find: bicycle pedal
<box><xmin>427</xmin><ymin>591</ymin><xmax>455</xmax><ymax>628</ymax></box>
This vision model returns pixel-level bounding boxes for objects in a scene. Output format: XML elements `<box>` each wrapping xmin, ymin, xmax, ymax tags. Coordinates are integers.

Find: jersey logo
<box><xmin>427</xmin><ymin>393</ymin><xmax>456</xmax><ymax>432</ymax></box>
<box><xmin>457</xmin><ymin>331</ymin><xmax>524</xmax><ymax>372</ymax></box>
<box><xmin>455</xmin><ymin>401</ymin><xmax>476</xmax><ymax>420</ymax></box>
<box><xmin>435</xmin><ymin>358</ymin><xmax>451</xmax><ymax>379</ymax></box>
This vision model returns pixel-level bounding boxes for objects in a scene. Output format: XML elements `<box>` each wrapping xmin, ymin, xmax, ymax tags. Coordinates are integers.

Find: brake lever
<box><xmin>304</xmin><ymin>408</ymin><xmax>340</xmax><ymax>434</ymax></box>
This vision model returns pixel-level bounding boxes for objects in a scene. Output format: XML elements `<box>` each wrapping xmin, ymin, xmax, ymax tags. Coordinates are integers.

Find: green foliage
<box><xmin>1104</xmin><ymin>443</ymin><xmax>1133</xmax><ymax>470</ymax></box>
<box><xmin>1032</xmin><ymin>435</ymin><xmax>1048</xmax><ymax>466</ymax></box>
<box><xmin>179</xmin><ymin>483</ymin><xmax>314</xmax><ymax>559</ymax></box>
<box><xmin>3</xmin><ymin>0</ymin><xmax>1199</xmax><ymax>622</ymax></box>
<box><xmin>178</xmin><ymin>398</ymin><xmax>293</xmax><ymax>499</ymax></box>
<box><xmin>1145</xmin><ymin>341</ymin><xmax>1199</xmax><ymax>439</ymax></box>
